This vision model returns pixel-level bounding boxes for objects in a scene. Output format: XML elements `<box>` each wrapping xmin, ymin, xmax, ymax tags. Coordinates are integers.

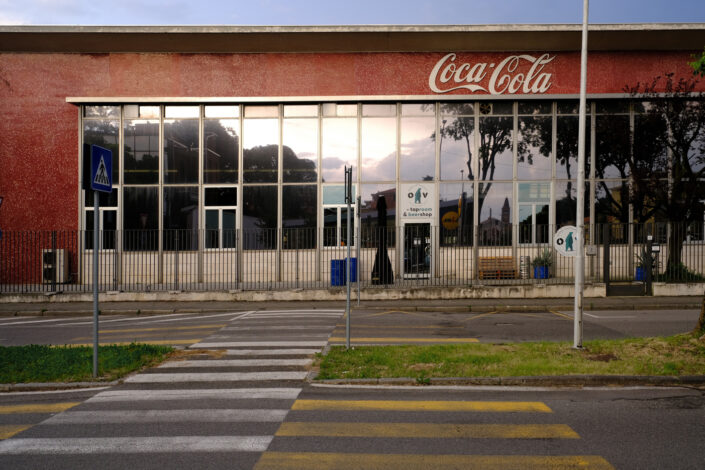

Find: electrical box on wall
<box><xmin>42</xmin><ymin>249</ymin><xmax>69</xmax><ymax>284</ymax></box>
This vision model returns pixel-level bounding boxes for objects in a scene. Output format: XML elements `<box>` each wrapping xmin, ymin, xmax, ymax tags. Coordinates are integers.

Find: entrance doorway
<box><xmin>403</xmin><ymin>222</ymin><xmax>431</xmax><ymax>279</ymax></box>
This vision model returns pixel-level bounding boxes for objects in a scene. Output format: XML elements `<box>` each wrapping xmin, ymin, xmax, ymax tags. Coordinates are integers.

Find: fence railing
<box><xmin>1</xmin><ymin>223</ymin><xmax>703</xmax><ymax>294</ymax></box>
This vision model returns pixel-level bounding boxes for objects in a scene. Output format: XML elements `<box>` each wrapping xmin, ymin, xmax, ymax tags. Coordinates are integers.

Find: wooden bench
<box><xmin>478</xmin><ymin>256</ymin><xmax>517</xmax><ymax>280</ymax></box>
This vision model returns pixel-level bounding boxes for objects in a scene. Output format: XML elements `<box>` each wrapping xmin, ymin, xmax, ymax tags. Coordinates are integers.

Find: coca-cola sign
<box><xmin>429</xmin><ymin>53</ymin><xmax>555</xmax><ymax>95</ymax></box>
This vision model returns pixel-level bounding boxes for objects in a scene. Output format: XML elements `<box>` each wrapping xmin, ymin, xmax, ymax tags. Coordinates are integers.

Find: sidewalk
<box><xmin>0</xmin><ymin>295</ymin><xmax>701</xmax><ymax>316</ymax></box>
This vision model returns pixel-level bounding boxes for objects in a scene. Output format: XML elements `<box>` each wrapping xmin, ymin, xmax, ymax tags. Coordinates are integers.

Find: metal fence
<box><xmin>1</xmin><ymin>223</ymin><xmax>703</xmax><ymax>294</ymax></box>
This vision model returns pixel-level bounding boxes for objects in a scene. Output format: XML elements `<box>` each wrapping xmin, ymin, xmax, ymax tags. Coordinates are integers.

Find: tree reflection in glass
<box><xmin>283</xmin><ymin>118</ymin><xmax>317</xmax><ymax>183</ymax></box>
<box><xmin>204</xmin><ymin>119</ymin><xmax>239</xmax><ymax>184</ymax></box>
<box><xmin>243</xmin><ymin>119</ymin><xmax>279</xmax><ymax>183</ymax></box>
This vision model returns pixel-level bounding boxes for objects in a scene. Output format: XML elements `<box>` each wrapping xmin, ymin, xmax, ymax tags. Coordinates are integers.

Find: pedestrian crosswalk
<box><xmin>0</xmin><ymin>309</ymin><xmax>615</xmax><ymax>469</ymax></box>
<box><xmin>0</xmin><ymin>309</ymin><xmax>343</xmax><ymax>468</ymax></box>
<box><xmin>254</xmin><ymin>396</ymin><xmax>615</xmax><ymax>469</ymax></box>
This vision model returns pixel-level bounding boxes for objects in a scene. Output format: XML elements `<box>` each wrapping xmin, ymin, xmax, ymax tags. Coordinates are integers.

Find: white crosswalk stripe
<box><xmin>0</xmin><ymin>308</ymin><xmax>345</xmax><ymax>468</ymax></box>
<box><xmin>85</xmin><ymin>388</ymin><xmax>302</xmax><ymax>402</ymax></box>
<box><xmin>0</xmin><ymin>436</ymin><xmax>273</xmax><ymax>454</ymax></box>
<box><xmin>43</xmin><ymin>409</ymin><xmax>290</xmax><ymax>424</ymax></box>
<box><xmin>158</xmin><ymin>359</ymin><xmax>313</xmax><ymax>368</ymax></box>
<box><xmin>192</xmin><ymin>341</ymin><xmax>327</xmax><ymax>348</ymax></box>
<box><xmin>125</xmin><ymin>371</ymin><xmax>310</xmax><ymax>382</ymax></box>
<box><xmin>223</xmin><ymin>349</ymin><xmax>320</xmax><ymax>356</ymax></box>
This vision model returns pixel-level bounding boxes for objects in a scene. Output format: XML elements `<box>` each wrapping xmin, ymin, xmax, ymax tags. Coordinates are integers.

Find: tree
<box><xmin>690</xmin><ymin>47</ymin><xmax>705</xmax><ymax>77</ymax></box>
<box><xmin>435</xmin><ymin>104</ymin><xmax>515</xmax><ymax>235</ymax></box>
<box><xmin>625</xmin><ymin>74</ymin><xmax>705</xmax><ymax>274</ymax></box>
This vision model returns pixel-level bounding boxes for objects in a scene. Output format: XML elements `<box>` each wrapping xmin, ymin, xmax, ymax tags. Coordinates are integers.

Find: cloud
<box><xmin>0</xmin><ymin>11</ymin><xmax>26</xmax><ymax>24</ymax></box>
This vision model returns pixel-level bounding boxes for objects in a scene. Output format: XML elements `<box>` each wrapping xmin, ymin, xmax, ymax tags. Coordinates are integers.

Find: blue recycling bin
<box><xmin>348</xmin><ymin>257</ymin><xmax>358</xmax><ymax>283</ymax></box>
<box><xmin>331</xmin><ymin>259</ymin><xmax>345</xmax><ymax>286</ymax></box>
<box><xmin>331</xmin><ymin>258</ymin><xmax>357</xmax><ymax>286</ymax></box>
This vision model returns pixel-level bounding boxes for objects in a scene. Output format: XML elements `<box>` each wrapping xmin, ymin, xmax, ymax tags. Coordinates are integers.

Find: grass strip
<box><xmin>0</xmin><ymin>343</ymin><xmax>173</xmax><ymax>383</ymax></box>
<box><xmin>315</xmin><ymin>333</ymin><xmax>705</xmax><ymax>380</ymax></box>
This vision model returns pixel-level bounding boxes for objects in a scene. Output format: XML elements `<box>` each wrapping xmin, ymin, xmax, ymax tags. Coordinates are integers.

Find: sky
<box><xmin>0</xmin><ymin>0</ymin><xmax>704</xmax><ymax>26</ymax></box>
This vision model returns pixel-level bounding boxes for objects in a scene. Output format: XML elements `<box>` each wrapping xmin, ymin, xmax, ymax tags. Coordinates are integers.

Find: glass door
<box><xmin>403</xmin><ymin>222</ymin><xmax>431</xmax><ymax>279</ymax></box>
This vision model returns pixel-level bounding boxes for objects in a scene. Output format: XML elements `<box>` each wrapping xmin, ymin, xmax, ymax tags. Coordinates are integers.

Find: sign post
<box><xmin>554</xmin><ymin>225</ymin><xmax>582</xmax><ymax>346</ymax></box>
<box><xmin>574</xmin><ymin>0</ymin><xmax>590</xmax><ymax>349</ymax></box>
<box><xmin>344</xmin><ymin>166</ymin><xmax>353</xmax><ymax>349</ymax></box>
<box><xmin>89</xmin><ymin>145</ymin><xmax>112</xmax><ymax>377</ymax></box>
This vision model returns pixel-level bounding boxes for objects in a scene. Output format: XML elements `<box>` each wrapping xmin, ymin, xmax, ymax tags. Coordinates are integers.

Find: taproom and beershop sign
<box><xmin>429</xmin><ymin>53</ymin><xmax>555</xmax><ymax>95</ymax></box>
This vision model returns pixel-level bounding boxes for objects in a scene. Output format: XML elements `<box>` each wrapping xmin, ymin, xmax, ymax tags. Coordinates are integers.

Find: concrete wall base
<box><xmin>1</xmin><ymin>282</ymin><xmax>703</xmax><ymax>304</ymax></box>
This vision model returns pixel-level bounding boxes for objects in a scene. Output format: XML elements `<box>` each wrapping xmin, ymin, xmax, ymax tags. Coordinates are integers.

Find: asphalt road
<box><xmin>2</xmin><ymin>384</ymin><xmax>704</xmax><ymax>469</ymax></box>
<box><xmin>0</xmin><ymin>308</ymin><xmax>700</xmax><ymax>347</ymax></box>
<box><xmin>332</xmin><ymin>308</ymin><xmax>701</xmax><ymax>345</ymax></box>
<box><xmin>1</xmin><ymin>306</ymin><xmax>704</xmax><ymax>469</ymax></box>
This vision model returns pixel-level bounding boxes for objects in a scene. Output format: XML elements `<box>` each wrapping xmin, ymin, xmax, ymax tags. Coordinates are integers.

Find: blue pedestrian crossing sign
<box><xmin>90</xmin><ymin>145</ymin><xmax>112</xmax><ymax>193</ymax></box>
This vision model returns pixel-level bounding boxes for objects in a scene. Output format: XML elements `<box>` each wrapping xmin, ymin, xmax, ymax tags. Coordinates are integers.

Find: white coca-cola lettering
<box><xmin>429</xmin><ymin>53</ymin><xmax>555</xmax><ymax>95</ymax></box>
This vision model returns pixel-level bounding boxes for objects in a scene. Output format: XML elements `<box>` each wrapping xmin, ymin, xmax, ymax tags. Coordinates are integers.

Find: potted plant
<box><xmin>531</xmin><ymin>248</ymin><xmax>553</xmax><ymax>279</ymax></box>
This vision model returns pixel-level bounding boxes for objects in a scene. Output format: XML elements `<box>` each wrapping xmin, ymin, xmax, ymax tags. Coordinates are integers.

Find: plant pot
<box><xmin>635</xmin><ymin>266</ymin><xmax>645</xmax><ymax>281</ymax></box>
<box><xmin>533</xmin><ymin>266</ymin><xmax>549</xmax><ymax>279</ymax></box>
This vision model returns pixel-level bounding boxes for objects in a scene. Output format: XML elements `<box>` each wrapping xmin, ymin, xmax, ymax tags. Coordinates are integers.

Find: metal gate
<box><xmin>603</xmin><ymin>225</ymin><xmax>653</xmax><ymax>296</ymax></box>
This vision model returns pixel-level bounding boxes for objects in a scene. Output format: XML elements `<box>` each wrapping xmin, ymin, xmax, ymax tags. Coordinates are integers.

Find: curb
<box><xmin>0</xmin><ymin>380</ymin><xmax>120</xmax><ymax>392</ymax></box>
<box><xmin>311</xmin><ymin>375</ymin><xmax>705</xmax><ymax>388</ymax></box>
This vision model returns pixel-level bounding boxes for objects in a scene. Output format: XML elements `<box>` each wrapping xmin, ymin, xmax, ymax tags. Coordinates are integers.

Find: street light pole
<box><xmin>574</xmin><ymin>0</ymin><xmax>589</xmax><ymax>349</ymax></box>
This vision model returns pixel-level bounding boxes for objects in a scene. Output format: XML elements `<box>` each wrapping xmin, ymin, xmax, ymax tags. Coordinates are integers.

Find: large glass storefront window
<box><xmin>555</xmin><ymin>181</ymin><xmax>590</xmax><ymax>229</ymax></box>
<box><xmin>518</xmin><ymin>182</ymin><xmax>550</xmax><ymax>244</ymax></box>
<box><xmin>123</xmin><ymin>186</ymin><xmax>158</xmax><ymax>251</ymax></box>
<box><xmin>517</xmin><ymin>102</ymin><xmax>552</xmax><ymax>180</ymax></box>
<box><xmin>242</xmin><ymin>185</ymin><xmax>277</xmax><ymax>249</ymax></box>
<box><xmin>479</xmin><ymin>106</ymin><xmax>513</xmax><ymax>182</ymax></box>
<box><xmin>83</xmin><ymin>106</ymin><xmax>120</xmax><ymax>184</ymax></box>
<box><xmin>282</xmin><ymin>185</ymin><xmax>317</xmax><ymax>249</ymax></box>
<box><xmin>478</xmin><ymin>182</ymin><xmax>512</xmax><ymax>246</ymax></box>
<box><xmin>322</xmin><ymin>107</ymin><xmax>357</xmax><ymax>182</ymax></box>
<box><xmin>124</xmin><ymin>118</ymin><xmax>159</xmax><ymax>184</ymax></box>
<box><xmin>322</xmin><ymin>185</ymin><xmax>356</xmax><ymax>248</ymax></box>
<box><xmin>556</xmin><ymin>110</ymin><xmax>590</xmax><ymax>179</ymax></box>
<box><xmin>596</xmin><ymin>101</ymin><xmax>630</xmax><ymax>179</ymax></box>
<box><xmin>400</xmin><ymin>104</ymin><xmax>436</xmax><ymax>181</ymax></box>
<box><xmin>204</xmin><ymin>105</ymin><xmax>239</xmax><ymax>184</ymax></box>
<box><xmin>596</xmin><ymin>180</ymin><xmax>630</xmax><ymax>227</ymax></box>
<box><xmin>163</xmin><ymin>186</ymin><xmax>199</xmax><ymax>250</ymax></box>
<box><xmin>439</xmin><ymin>183</ymin><xmax>473</xmax><ymax>246</ymax></box>
<box><xmin>440</xmin><ymin>103</ymin><xmax>474</xmax><ymax>181</ymax></box>
<box><xmin>361</xmin><ymin>104</ymin><xmax>396</xmax><ymax>182</ymax></box>
<box><xmin>360</xmin><ymin>184</ymin><xmax>396</xmax><ymax>248</ymax></box>
<box><xmin>243</xmin><ymin>107</ymin><xmax>279</xmax><ymax>184</ymax></box>
<box><xmin>283</xmin><ymin>105</ymin><xmax>318</xmax><ymax>183</ymax></box>
<box><xmin>164</xmin><ymin>106</ymin><xmax>199</xmax><ymax>184</ymax></box>
<box><xmin>85</xmin><ymin>99</ymin><xmax>700</xmax><ymax>260</ymax></box>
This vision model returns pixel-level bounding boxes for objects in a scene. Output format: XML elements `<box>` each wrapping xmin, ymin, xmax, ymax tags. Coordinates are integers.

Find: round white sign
<box><xmin>554</xmin><ymin>225</ymin><xmax>580</xmax><ymax>257</ymax></box>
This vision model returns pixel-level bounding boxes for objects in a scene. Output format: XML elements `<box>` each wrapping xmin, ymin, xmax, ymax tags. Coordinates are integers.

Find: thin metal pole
<box><xmin>93</xmin><ymin>191</ymin><xmax>99</xmax><ymax>377</ymax></box>
<box><xmin>357</xmin><ymin>195</ymin><xmax>361</xmax><ymax>306</ymax></box>
<box><xmin>345</xmin><ymin>166</ymin><xmax>352</xmax><ymax>349</ymax></box>
<box><xmin>574</xmin><ymin>0</ymin><xmax>589</xmax><ymax>349</ymax></box>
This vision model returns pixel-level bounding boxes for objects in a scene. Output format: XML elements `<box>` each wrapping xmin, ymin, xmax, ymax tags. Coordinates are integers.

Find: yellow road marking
<box><xmin>333</xmin><ymin>324</ymin><xmax>465</xmax><ymax>330</ymax></box>
<box><xmin>0</xmin><ymin>424</ymin><xmax>31</xmax><ymax>440</ymax></box>
<box><xmin>0</xmin><ymin>402</ymin><xmax>80</xmax><ymax>415</ymax></box>
<box><xmin>328</xmin><ymin>337</ymin><xmax>479</xmax><ymax>343</ymax></box>
<box><xmin>460</xmin><ymin>310</ymin><xmax>499</xmax><ymax>323</ymax></box>
<box><xmin>70</xmin><ymin>339</ymin><xmax>201</xmax><ymax>346</ymax></box>
<box><xmin>276</xmin><ymin>422</ymin><xmax>579</xmax><ymax>439</ymax></box>
<box><xmin>291</xmin><ymin>400</ymin><xmax>552</xmax><ymax>413</ymax></box>
<box><xmin>549</xmin><ymin>309</ymin><xmax>574</xmax><ymax>321</ymax></box>
<box><xmin>359</xmin><ymin>310</ymin><xmax>437</xmax><ymax>320</ymax></box>
<box><xmin>255</xmin><ymin>452</ymin><xmax>615</xmax><ymax>470</ymax></box>
<box><xmin>99</xmin><ymin>324</ymin><xmax>227</xmax><ymax>334</ymax></box>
